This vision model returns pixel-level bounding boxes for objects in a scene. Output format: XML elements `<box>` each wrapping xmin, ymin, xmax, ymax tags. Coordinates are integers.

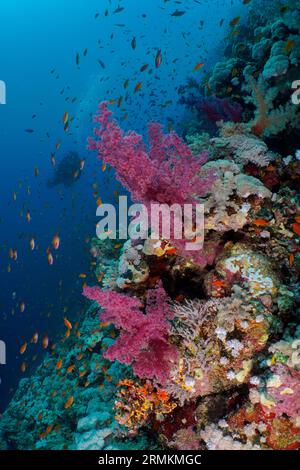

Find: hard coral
<box><xmin>115</xmin><ymin>379</ymin><xmax>176</xmax><ymax>433</ymax></box>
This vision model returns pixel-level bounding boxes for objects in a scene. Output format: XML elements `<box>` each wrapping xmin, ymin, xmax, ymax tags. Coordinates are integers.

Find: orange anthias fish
<box><xmin>253</xmin><ymin>218</ymin><xmax>269</xmax><ymax>227</ymax></box>
<box><xmin>31</xmin><ymin>332</ymin><xmax>39</xmax><ymax>344</ymax></box>
<box><xmin>155</xmin><ymin>49</ymin><xmax>162</xmax><ymax>68</ymax></box>
<box><xmin>230</xmin><ymin>16</ymin><xmax>241</xmax><ymax>28</ymax></box>
<box><xmin>66</xmin><ymin>365</ymin><xmax>76</xmax><ymax>374</ymax></box>
<box><xmin>64</xmin><ymin>396</ymin><xmax>74</xmax><ymax>409</ymax></box>
<box><xmin>42</xmin><ymin>334</ymin><xmax>49</xmax><ymax>349</ymax></box>
<box><xmin>134</xmin><ymin>82</ymin><xmax>143</xmax><ymax>93</ymax></box>
<box><xmin>193</xmin><ymin>62</ymin><xmax>205</xmax><ymax>72</ymax></box>
<box><xmin>292</xmin><ymin>223</ymin><xmax>300</xmax><ymax>236</ymax></box>
<box><xmin>56</xmin><ymin>359</ymin><xmax>63</xmax><ymax>370</ymax></box>
<box><xmin>47</xmin><ymin>248</ymin><xmax>54</xmax><ymax>265</ymax></box>
<box><xmin>52</xmin><ymin>234</ymin><xmax>60</xmax><ymax>250</ymax></box>
<box><xmin>63</xmin><ymin>111</ymin><xmax>69</xmax><ymax>125</ymax></box>
<box><xmin>20</xmin><ymin>342</ymin><xmax>27</xmax><ymax>354</ymax></box>
<box><xmin>64</xmin><ymin>318</ymin><xmax>72</xmax><ymax>330</ymax></box>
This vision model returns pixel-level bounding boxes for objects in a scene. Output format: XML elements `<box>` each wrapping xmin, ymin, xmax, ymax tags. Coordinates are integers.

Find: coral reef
<box><xmin>1</xmin><ymin>0</ymin><xmax>300</xmax><ymax>452</ymax></box>
<box><xmin>179</xmin><ymin>0</ymin><xmax>300</xmax><ymax>145</ymax></box>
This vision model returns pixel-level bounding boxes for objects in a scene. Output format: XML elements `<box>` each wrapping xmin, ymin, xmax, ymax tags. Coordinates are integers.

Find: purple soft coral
<box><xmin>180</xmin><ymin>94</ymin><xmax>243</xmax><ymax>128</ymax></box>
<box><xmin>83</xmin><ymin>284</ymin><xmax>178</xmax><ymax>384</ymax></box>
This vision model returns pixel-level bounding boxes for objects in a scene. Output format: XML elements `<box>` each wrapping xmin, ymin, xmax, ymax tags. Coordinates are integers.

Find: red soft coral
<box><xmin>83</xmin><ymin>284</ymin><xmax>178</xmax><ymax>384</ymax></box>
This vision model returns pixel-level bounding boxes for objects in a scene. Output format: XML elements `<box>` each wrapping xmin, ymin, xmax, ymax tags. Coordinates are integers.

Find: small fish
<box><xmin>29</xmin><ymin>238</ymin><xmax>35</xmax><ymax>251</ymax></box>
<box><xmin>56</xmin><ymin>359</ymin><xmax>63</xmax><ymax>370</ymax></box>
<box><xmin>253</xmin><ymin>218</ymin><xmax>269</xmax><ymax>227</ymax></box>
<box><xmin>20</xmin><ymin>302</ymin><xmax>26</xmax><ymax>313</ymax></box>
<box><xmin>31</xmin><ymin>332</ymin><xmax>39</xmax><ymax>344</ymax></box>
<box><xmin>52</xmin><ymin>234</ymin><xmax>60</xmax><ymax>250</ymax></box>
<box><xmin>171</xmin><ymin>10</ymin><xmax>185</xmax><ymax>17</ymax></box>
<box><xmin>131</xmin><ymin>37</ymin><xmax>136</xmax><ymax>50</ymax></box>
<box><xmin>140</xmin><ymin>64</ymin><xmax>149</xmax><ymax>72</ymax></box>
<box><xmin>20</xmin><ymin>342</ymin><xmax>27</xmax><ymax>354</ymax></box>
<box><xmin>292</xmin><ymin>223</ymin><xmax>300</xmax><ymax>236</ymax></box>
<box><xmin>64</xmin><ymin>396</ymin><xmax>74</xmax><ymax>409</ymax></box>
<box><xmin>289</xmin><ymin>253</ymin><xmax>295</xmax><ymax>268</ymax></box>
<box><xmin>76</xmin><ymin>53</ymin><xmax>80</xmax><ymax>66</ymax></box>
<box><xmin>230</xmin><ymin>16</ymin><xmax>241</xmax><ymax>28</ymax></box>
<box><xmin>64</xmin><ymin>318</ymin><xmax>72</xmax><ymax>330</ymax></box>
<box><xmin>98</xmin><ymin>59</ymin><xmax>106</xmax><ymax>69</ymax></box>
<box><xmin>42</xmin><ymin>334</ymin><xmax>49</xmax><ymax>349</ymax></box>
<box><xmin>193</xmin><ymin>62</ymin><xmax>205</xmax><ymax>72</ymax></box>
<box><xmin>114</xmin><ymin>6</ymin><xmax>124</xmax><ymax>14</ymax></box>
<box><xmin>25</xmin><ymin>129</ymin><xmax>34</xmax><ymax>133</ymax></box>
<box><xmin>134</xmin><ymin>82</ymin><xmax>143</xmax><ymax>93</ymax></box>
<box><xmin>63</xmin><ymin>111</ymin><xmax>69</xmax><ymax>125</ymax></box>
<box><xmin>155</xmin><ymin>49</ymin><xmax>162</xmax><ymax>68</ymax></box>
<box><xmin>47</xmin><ymin>250</ymin><xmax>54</xmax><ymax>266</ymax></box>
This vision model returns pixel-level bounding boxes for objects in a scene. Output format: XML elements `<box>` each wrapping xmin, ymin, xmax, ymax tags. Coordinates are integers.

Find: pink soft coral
<box><xmin>88</xmin><ymin>102</ymin><xmax>212</xmax><ymax>206</ymax></box>
<box><xmin>88</xmin><ymin>103</ymin><xmax>215</xmax><ymax>266</ymax></box>
<box><xmin>83</xmin><ymin>284</ymin><xmax>178</xmax><ymax>384</ymax></box>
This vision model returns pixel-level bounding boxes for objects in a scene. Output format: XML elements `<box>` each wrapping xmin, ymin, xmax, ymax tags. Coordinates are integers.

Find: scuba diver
<box><xmin>47</xmin><ymin>151</ymin><xmax>85</xmax><ymax>188</ymax></box>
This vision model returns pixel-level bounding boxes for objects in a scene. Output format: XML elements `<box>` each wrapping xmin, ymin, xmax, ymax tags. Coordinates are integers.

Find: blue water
<box><xmin>0</xmin><ymin>0</ymin><xmax>248</xmax><ymax>411</ymax></box>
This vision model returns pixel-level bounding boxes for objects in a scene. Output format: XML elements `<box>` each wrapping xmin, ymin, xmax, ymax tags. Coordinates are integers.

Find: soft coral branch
<box><xmin>88</xmin><ymin>102</ymin><xmax>213</xmax><ymax>206</ymax></box>
<box><xmin>89</xmin><ymin>103</ymin><xmax>216</xmax><ymax>266</ymax></box>
<box><xmin>83</xmin><ymin>284</ymin><xmax>178</xmax><ymax>384</ymax></box>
